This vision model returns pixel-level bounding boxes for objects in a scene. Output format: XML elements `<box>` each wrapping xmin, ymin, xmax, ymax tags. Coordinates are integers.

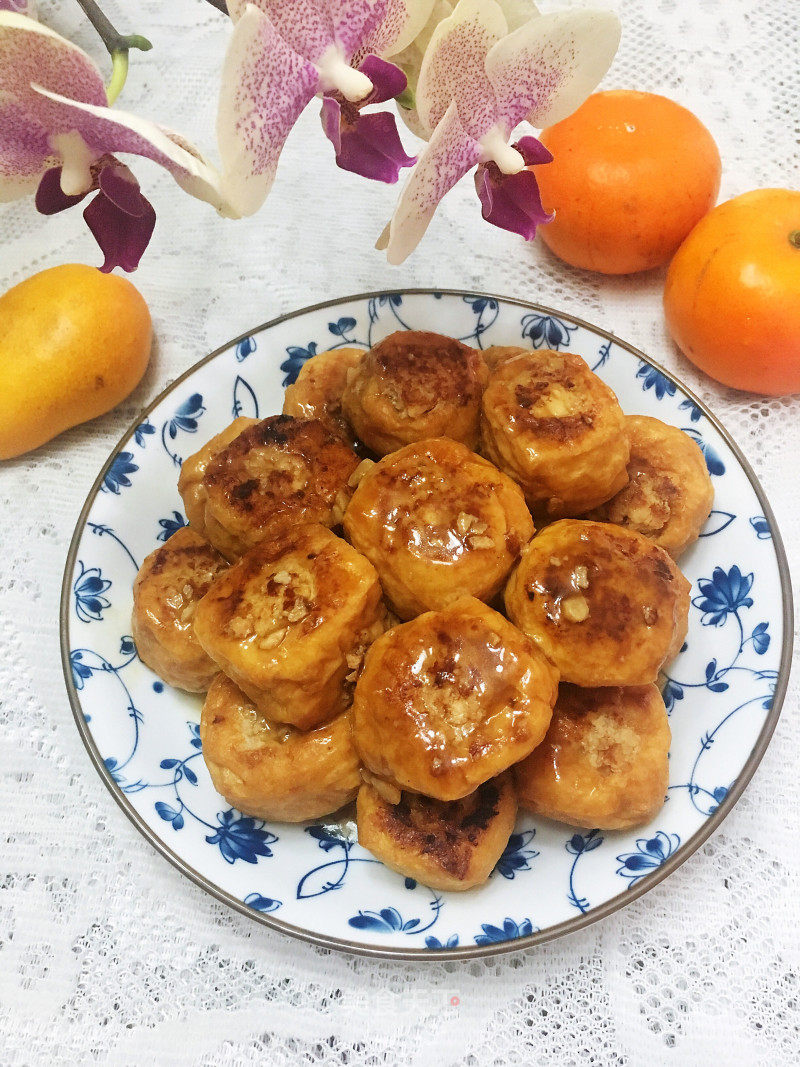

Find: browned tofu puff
<box><xmin>505</xmin><ymin>519</ymin><xmax>690</xmax><ymax>687</ymax></box>
<box><xmin>177</xmin><ymin>416</ymin><xmax>259</xmax><ymax>537</ymax></box>
<box><xmin>352</xmin><ymin>597</ymin><xmax>559</xmax><ymax>801</ymax></box>
<box><xmin>131</xmin><ymin>526</ymin><xmax>228</xmax><ymax>692</ymax></box>
<box><xmin>514</xmin><ymin>683</ymin><xmax>671</xmax><ymax>830</ymax></box>
<box><xmin>341</xmin><ymin>330</ymin><xmax>489</xmax><ymax>455</ymax></box>
<box><xmin>584</xmin><ymin>414</ymin><xmax>714</xmax><ymax>558</ymax></box>
<box><xmin>343</xmin><ymin>437</ymin><xmax>535</xmax><ymax>620</ymax></box>
<box><xmin>196</xmin><ymin>415</ymin><xmax>361</xmax><ymax>561</ymax></box>
<box><xmin>193</xmin><ymin>523</ymin><xmax>387</xmax><ymax>730</ymax></box>
<box><xmin>480</xmin><ymin>349</ymin><xmax>630</xmax><ymax>520</ymax></box>
<box><xmin>356</xmin><ymin>772</ymin><xmax>518</xmax><ymax>892</ymax></box>
<box><xmin>200</xmin><ymin>673</ymin><xmax>361</xmax><ymax>822</ymax></box>
<box><xmin>282</xmin><ymin>347</ymin><xmax>365</xmax><ymax>447</ymax></box>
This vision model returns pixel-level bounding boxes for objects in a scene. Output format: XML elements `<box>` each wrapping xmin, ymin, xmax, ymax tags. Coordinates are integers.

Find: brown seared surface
<box><xmin>282</xmin><ymin>347</ymin><xmax>365</xmax><ymax>446</ymax></box>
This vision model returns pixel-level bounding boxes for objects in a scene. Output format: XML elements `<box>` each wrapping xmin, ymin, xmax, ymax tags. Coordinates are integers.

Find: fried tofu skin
<box><xmin>480</xmin><ymin>349</ymin><xmax>630</xmax><ymax>520</ymax></box>
<box><xmin>356</xmin><ymin>773</ymin><xmax>518</xmax><ymax>891</ymax></box>
<box><xmin>131</xmin><ymin>526</ymin><xmax>228</xmax><ymax>692</ymax></box>
<box><xmin>585</xmin><ymin>414</ymin><xmax>714</xmax><ymax>558</ymax></box>
<box><xmin>194</xmin><ymin>524</ymin><xmax>387</xmax><ymax>730</ymax></box>
<box><xmin>341</xmin><ymin>330</ymin><xmax>489</xmax><ymax>455</ymax></box>
<box><xmin>200</xmin><ymin>674</ymin><xmax>361</xmax><ymax>822</ymax></box>
<box><xmin>352</xmin><ymin>597</ymin><xmax>558</xmax><ymax>801</ymax></box>
<box><xmin>343</xmin><ymin>437</ymin><xmax>535</xmax><ymax>620</ymax></box>
<box><xmin>178</xmin><ymin>416</ymin><xmax>259</xmax><ymax>538</ymax></box>
<box><xmin>282</xmin><ymin>347</ymin><xmax>365</xmax><ymax>447</ymax></box>
<box><xmin>504</xmin><ymin>519</ymin><xmax>690</xmax><ymax>687</ymax></box>
<box><xmin>514</xmin><ymin>683</ymin><xmax>671</xmax><ymax>830</ymax></box>
<box><xmin>197</xmin><ymin>415</ymin><xmax>361</xmax><ymax>561</ymax></box>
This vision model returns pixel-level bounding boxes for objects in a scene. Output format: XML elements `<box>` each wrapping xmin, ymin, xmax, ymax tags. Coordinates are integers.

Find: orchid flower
<box><xmin>0</xmin><ymin>0</ymin><xmax>37</xmax><ymax>15</ymax></box>
<box><xmin>380</xmin><ymin>0</ymin><xmax>621</xmax><ymax>264</ymax></box>
<box><xmin>217</xmin><ymin>0</ymin><xmax>436</xmax><ymax>216</ymax></box>
<box><xmin>0</xmin><ymin>12</ymin><xmax>238</xmax><ymax>271</ymax></box>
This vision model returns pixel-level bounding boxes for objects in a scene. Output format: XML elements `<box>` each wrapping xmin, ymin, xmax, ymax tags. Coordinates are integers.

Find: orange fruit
<box><xmin>663</xmin><ymin>188</ymin><xmax>800</xmax><ymax>395</ymax></box>
<box><xmin>0</xmin><ymin>264</ymin><xmax>152</xmax><ymax>459</ymax></box>
<box><xmin>535</xmin><ymin>90</ymin><xmax>722</xmax><ymax>274</ymax></box>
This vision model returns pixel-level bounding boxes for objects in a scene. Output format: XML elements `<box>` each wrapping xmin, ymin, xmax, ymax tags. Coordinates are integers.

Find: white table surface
<box><xmin>2</xmin><ymin>1</ymin><xmax>798</xmax><ymax>1064</ymax></box>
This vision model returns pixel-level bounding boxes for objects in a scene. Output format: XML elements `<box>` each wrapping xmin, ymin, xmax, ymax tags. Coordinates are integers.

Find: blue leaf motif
<box><xmin>520</xmin><ymin>312</ymin><xmax>575</xmax><ymax>349</ymax></box>
<box><xmin>749</xmin><ymin>515</ymin><xmax>772</xmax><ymax>540</ymax></box>
<box><xmin>120</xmin><ymin>635</ymin><xmax>135</xmax><ymax>656</ymax></box>
<box><xmin>751</xmin><ymin>622</ymin><xmax>771</xmax><ymax>655</ymax></box>
<box><xmin>244</xmin><ymin>893</ymin><xmax>281</xmax><ymax>913</ymax></box>
<box><xmin>236</xmin><ymin>336</ymin><xmax>257</xmax><ymax>362</ymax></box>
<box><xmin>205</xmin><ymin>809</ymin><xmax>277</xmax><ymax>864</ymax></box>
<box><xmin>232</xmin><ymin>375</ymin><xmax>259</xmax><ymax>418</ymax></box>
<box><xmin>678</xmin><ymin>398</ymin><xmax>703</xmax><ymax>423</ymax></box>
<box><xmin>306</xmin><ymin>824</ymin><xmax>350</xmax><ymax>852</ymax></box>
<box><xmin>636</xmin><ymin>364</ymin><xmax>676</xmax><ymax>400</ymax></box>
<box><xmin>566</xmin><ymin>829</ymin><xmax>603</xmax><ymax>855</ymax></box>
<box><xmin>281</xmin><ymin>343</ymin><xmax>317</xmax><ymax>386</ymax></box>
<box><xmin>133</xmin><ymin>419</ymin><xmax>156</xmax><ymax>446</ymax></box>
<box><xmin>155</xmin><ymin>801</ymin><xmax>184</xmax><ymax>831</ymax></box>
<box><xmin>474</xmin><ymin>917</ymin><xmax>535</xmax><ymax>945</ymax></box>
<box><xmin>102</xmin><ymin>451</ymin><xmax>138</xmax><ymax>494</ymax></box>
<box><xmin>662</xmin><ymin>678</ymin><xmax>684</xmax><ymax>712</ymax></box>
<box><xmin>700</xmin><ymin>510</ymin><xmax>735</xmax><ymax>538</ymax></box>
<box><xmin>494</xmin><ymin>830</ymin><xmax>539</xmax><ymax>879</ymax></box>
<box><xmin>349</xmin><ymin>907</ymin><xmax>403</xmax><ymax>933</ymax></box>
<box><xmin>70</xmin><ymin>650</ymin><xmax>93</xmax><ymax>689</ymax></box>
<box><xmin>168</xmin><ymin>394</ymin><xmax>205</xmax><ymax>437</ymax></box>
<box><xmin>157</xmin><ymin>510</ymin><xmax>186</xmax><ymax>541</ymax></box>
<box><xmin>328</xmin><ymin>316</ymin><xmax>357</xmax><ymax>337</ymax></box>
<box><xmin>426</xmin><ymin>934</ymin><xmax>460</xmax><ymax>950</ymax></box>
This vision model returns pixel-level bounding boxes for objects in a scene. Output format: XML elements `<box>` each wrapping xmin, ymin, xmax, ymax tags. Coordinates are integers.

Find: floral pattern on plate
<box><xmin>61</xmin><ymin>289</ymin><xmax>793</xmax><ymax>959</ymax></box>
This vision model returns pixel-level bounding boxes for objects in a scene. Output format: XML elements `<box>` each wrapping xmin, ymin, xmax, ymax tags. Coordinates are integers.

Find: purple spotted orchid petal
<box><xmin>382</xmin><ymin>98</ymin><xmax>483</xmax><ymax>264</ymax></box>
<box><xmin>359</xmin><ymin>54</ymin><xmax>409</xmax><ymax>105</ymax></box>
<box><xmin>475</xmin><ymin>137</ymin><xmax>553</xmax><ymax>240</ymax></box>
<box><xmin>34</xmin><ymin>163</ymin><xmax>87</xmax><ymax>214</ymax></box>
<box><xmin>85</xmin><ymin>163</ymin><xmax>156</xmax><ymax>272</ymax></box>
<box><xmin>322</xmin><ymin>96</ymin><xmax>416</xmax><ymax>182</ymax></box>
<box><xmin>0</xmin><ymin>1</ymin><xmax>37</xmax><ymax>15</ymax></box>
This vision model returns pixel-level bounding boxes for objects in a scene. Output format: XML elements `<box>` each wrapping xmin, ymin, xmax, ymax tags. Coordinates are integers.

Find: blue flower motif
<box><xmin>662</xmin><ymin>677</ymin><xmax>684</xmax><ymax>712</ymax></box>
<box><xmin>70</xmin><ymin>650</ymin><xmax>93</xmax><ymax>690</ymax></box>
<box><xmin>236</xmin><ymin>336</ymin><xmax>257</xmax><ymax>362</ymax></box>
<box><xmin>244</xmin><ymin>892</ymin><xmax>282</xmax><ymax>913</ymax></box>
<box><xmin>306</xmin><ymin>824</ymin><xmax>351</xmax><ymax>852</ymax></box>
<box><xmin>751</xmin><ymin>622</ymin><xmax>771</xmax><ymax>655</ymax></box>
<box><xmin>349</xmin><ymin>907</ymin><xmax>421</xmax><ymax>933</ymax></box>
<box><xmin>616</xmin><ymin>831</ymin><xmax>680</xmax><ymax>885</ymax></box>
<box><xmin>205</xmin><ymin>809</ymin><xmax>278</xmax><ymax>864</ymax></box>
<box><xmin>678</xmin><ymin>398</ymin><xmax>703</xmax><ymax>423</ymax></box>
<box><xmin>692</xmin><ymin>565</ymin><xmax>754</xmax><ymax>626</ymax></box>
<box><xmin>465</xmin><ymin>295</ymin><xmax>499</xmax><ymax>316</ymax></box>
<box><xmin>683</xmin><ymin>427</ymin><xmax>725</xmax><ymax>476</ymax></box>
<box><xmin>102</xmin><ymin>451</ymin><xmax>138</xmax><ymax>494</ymax></box>
<box><xmin>636</xmin><ymin>363</ymin><xmax>676</xmax><ymax>400</ymax></box>
<box><xmin>73</xmin><ymin>561</ymin><xmax>111</xmax><ymax>623</ymax></box>
<box><xmin>167</xmin><ymin>394</ymin><xmax>205</xmax><ymax>439</ymax></box>
<box><xmin>494</xmin><ymin>830</ymin><xmax>539</xmax><ymax>879</ymax></box>
<box><xmin>133</xmin><ymin>419</ymin><xmax>156</xmax><ymax>447</ymax></box>
<box><xmin>188</xmin><ymin>722</ymin><xmax>203</xmax><ymax>751</ymax></box>
<box><xmin>749</xmin><ymin>515</ymin><xmax>772</xmax><ymax>540</ymax></box>
<box><xmin>155</xmin><ymin>801</ymin><xmax>185</xmax><ymax>831</ymax></box>
<box><xmin>157</xmin><ymin>510</ymin><xmax>186</xmax><ymax>541</ymax></box>
<box><xmin>280</xmin><ymin>342</ymin><xmax>317</xmax><ymax>386</ymax></box>
<box><xmin>328</xmin><ymin>316</ymin><xmax>357</xmax><ymax>337</ymax></box>
<box><xmin>425</xmin><ymin>934</ymin><xmax>460</xmax><ymax>950</ymax></box>
<box><xmin>521</xmin><ymin>313</ymin><xmax>575</xmax><ymax>349</ymax></box>
<box><xmin>474</xmin><ymin>917</ymin><xmax>535</xmax><ymax>945</ymax></box>
<box><xmin>565</xmin><ymin>829</ymin><xmax>604</xmax><ymax>857</ymax></box>
<box><xmin>120</xmin><ymin>635</ymin><xmax>136</xmax><ymax>656</ymax></box>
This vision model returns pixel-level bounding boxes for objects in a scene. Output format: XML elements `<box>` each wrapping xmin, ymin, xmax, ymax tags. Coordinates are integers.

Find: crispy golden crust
<box><xmin>514</xmin><ymin>683</ymin><xmax>671</xmax><ymax>830</ymax></box>
<box><xmin>341</xmin><ymin>330</ymin><xmax>490</xmax><ymax>455</ymax></box>
<box><xmin>356</xmin><ymin>772</ymin><xmax>518</xmax><ymax>891</ymax></box>
<box><xmin>504</xmin><ymin>519</ymin><xmax>690</xmax><ymax>687</ymax></box>
<box><xmin>198</xmin><ymin>415</ymin><xmax>361</xmax><ymax>561</ymax></box>
<box><xmin>585</xmin><ymin>414</ymin><xmax>714</xmax><ymax>558</ymax></box>
<box><xmin>131</xmin><ymin>526</ymin><xmax>228</xmax><ymax>692</ymax></box>
<box><xmin>177</xmin><ymin>417</ymin><xmax>260</xmax><ymax>538</ymax></box>
<box><xmin>282</xmin><ymin>347</ymin><xmax>365</xmax><ymax>447</ymax></box>
<box><xmin>193</xmin><ymin>523</ymin><xmax>388</xmax><ymax>730</ymax></box>
<box><xmin>343</xmin><ymin>437</ymin><xmax>535</xmax><ymax>619</ymax></box>
<box><xmin>352</xmin><ymin>597</ymin><xmax>559</xmax><ymax>801</ymax></box>
<box><xmin>481</xmin><ymin>345</ymin><xmax>529</xmax><ymax>373</ymax></box>
<box><xmin>200</xmin><ymin>673</ymin><xmax>361</xmax><ymax>822</ymax></box>
<box><xmin>480</xmin><ymin>349</ymin><xmax>630</xmax><ymax>519</ymax></box>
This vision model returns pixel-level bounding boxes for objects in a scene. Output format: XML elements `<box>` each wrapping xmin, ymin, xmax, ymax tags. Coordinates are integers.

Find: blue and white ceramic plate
<box><xmin>61</xmin><ymin>289</ymin><xmax>793</xmax><ymax>959</ymax></box>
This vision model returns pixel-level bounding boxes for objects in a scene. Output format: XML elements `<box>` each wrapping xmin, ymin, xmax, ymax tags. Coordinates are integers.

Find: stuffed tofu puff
<box><xmin>352</xmin><ymin>597</ymin><xmax>559</xmax><ymax>802</ymax></box>
<box><xmin>341</xmin><ymin>330</ymin><xmax>489</xmax><ymax>455</ymax></box>
<box><xmin>343</xmin><ymin>437</ymin><xmax>535</xmax><ymax>619</ymax></box>
<box><xmin>505</xmin><ymin>519</ymin><xmax>690</xmax><ymax>687</ymax></box>
<box><xmin>481</xmin><ymin>348</ymin><xmax>630</xmax><ymax>520</ymax></box>
<box><xmin>177</xmin><ymin>416</ymin><xmax>259</xmax><ymax>537</ymax></box>
<box><xmin>200</xmin><ymin>673</ymin><xmax>361</xmax><ymax>823</ymax></box>
<box><xmin>131</xmin><ymin>526</ymin><xmax>228</xmax><ymax>692</ymax></box>
<box><xmin>282</xmin><ymin>346</ymin><xmax>365</xmax><ymax>448</ymax></box>
<box><xmin>193</xmin><ymin>414</ymin><xmax>360</xmax><ymax>561</ymax></box>
<box><xmin>193</xmin><ymin>523</ymin><xmax>387</xmax><ymax>730</ymax></box>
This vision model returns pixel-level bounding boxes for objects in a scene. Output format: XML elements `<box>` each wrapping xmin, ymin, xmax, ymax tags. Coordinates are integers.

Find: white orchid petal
<box><xmin>241</xmin><ymin>0</ymin><xmax>335</xmax><ymax>64</ymax></box>
<box><xmin>486</xmin><ymin>9</ymin><xmax>621</xmax><ymax>132</ymax></box>
<box><xmin>384</xmin><ymin>98</ymin><xmax>482</xmax><ymax>264</ymax></box>
<box><xmin>49</xmin><ymin>131</ymin><xmax>94</xmax><ymax>194</ymax></box>
<box><xmin>0</xmin><ymin>12</ymin><xmax>106</xmax><ymax>197</ymax></box>
<box><xmin>316</xmin><ymin>41</ymin><xmax>373</xmax><ymax>99</ymax></box>
<box><xmin>479</xmin><ymin>126</ymin><xmax>524</xmax><ymax>173</ymax></box>
<box><xmin>217</xmin><ymin>5</ymin><xmax>319</xmax><ymax>217</ymax></box>
<box><xmin>357</xmin><ymin>0</ymin><xmax>439</xmax><ymax>58</ymax></box>
<box><xmin>494</xmin><ymin>0</ymin><xmax>539</xmax><ymax>34</ymax></box>
<box><xmin>416</xmin><ymin>0</ymin><xmax>507</xmax><ymax>137</ymax></box>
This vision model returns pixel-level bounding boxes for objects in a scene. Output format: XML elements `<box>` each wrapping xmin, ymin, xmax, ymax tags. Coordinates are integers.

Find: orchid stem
<box><xmin>204</xmin><ymin>0</ymin><xmax>229</xmax><ymax>13</ymax></box>
<box><xmin>75</xmin><ymin>0</ymin><xmax>152</xmax><ymax>103</ymax></box>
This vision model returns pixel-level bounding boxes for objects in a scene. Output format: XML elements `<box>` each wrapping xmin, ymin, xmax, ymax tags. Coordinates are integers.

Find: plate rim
<box><xmin>59</xmin><ymin>286</ymin><xmax>795</xmax><ymax>961</ymax></box>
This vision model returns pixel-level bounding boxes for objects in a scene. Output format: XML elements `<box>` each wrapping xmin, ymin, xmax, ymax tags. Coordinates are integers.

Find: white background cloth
<box><xmin>1</xmin><ymin>1</ymin><xmax>798</xmax><ymax>1063</ymax></box>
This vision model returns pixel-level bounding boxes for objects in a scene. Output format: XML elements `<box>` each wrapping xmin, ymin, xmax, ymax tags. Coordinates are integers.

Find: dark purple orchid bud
<box><xmin>84</xmin><ymin>164</ymin><xmax>156</xmax><ymax>272</ymax></box>
<box><xmin>322</xmin><ymin>96</ymin><xmax>416</xmax><ymax>184</ymax></box>
<box><xmin>474</xmin><ymin>138</ymin><xmax>554</xmax><ymax>241</ymax></box>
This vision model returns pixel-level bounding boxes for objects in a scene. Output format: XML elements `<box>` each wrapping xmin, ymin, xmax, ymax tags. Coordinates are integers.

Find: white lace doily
<box><xmin>1</xmin><ymin>1</ymin><xmax>798</xmax><ymax>1064</ymax></box>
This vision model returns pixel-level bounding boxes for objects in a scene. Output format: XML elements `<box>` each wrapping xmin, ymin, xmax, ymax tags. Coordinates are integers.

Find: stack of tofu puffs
<box><xmin>131</xmin><ymin>330</ymin><xmax>714</xmax><ymax>891</ymax></box>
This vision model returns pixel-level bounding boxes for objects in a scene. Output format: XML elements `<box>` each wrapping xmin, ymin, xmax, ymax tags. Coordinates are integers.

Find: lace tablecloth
<box><xmin>2</xmin><ymin>1</ymin><xmax>798</xmax><ymax>1063</ymax></box>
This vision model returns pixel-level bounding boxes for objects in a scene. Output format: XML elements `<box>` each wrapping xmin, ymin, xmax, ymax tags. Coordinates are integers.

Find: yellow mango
<box><xmin>0</xmin><ymin>264</ymin><xmax>152</xmax><ymax>460</ymax></box>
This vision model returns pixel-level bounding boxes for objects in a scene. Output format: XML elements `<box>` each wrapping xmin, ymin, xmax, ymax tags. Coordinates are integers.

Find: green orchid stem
<box><xmin>75</xmin><ymin>0</ymin><xmax>152</xmax><ymax>102</ymax></box>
